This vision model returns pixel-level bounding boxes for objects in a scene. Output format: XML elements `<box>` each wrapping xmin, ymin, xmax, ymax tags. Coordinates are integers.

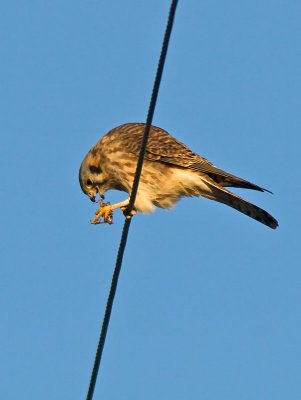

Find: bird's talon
<box><xmin>90</xmin><ymin>218</ymin><xmax>100</xmax><ymax>225</ymax></box>
<box><xmin>121</xmin><ymin>207</ymin><xmax>136</xmax><ymax>219</ymax></box>
<box><xmin>91</xmin><ymin>203</ymin><xmax>113</xmax><ymax>225</ymax></box>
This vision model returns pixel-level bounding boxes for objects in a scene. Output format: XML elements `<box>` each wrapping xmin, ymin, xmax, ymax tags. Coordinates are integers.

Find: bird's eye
<box><xmin>86</xmin><ymin>179</ymin><xmax>93</xmax><ymax>188</ymax></box>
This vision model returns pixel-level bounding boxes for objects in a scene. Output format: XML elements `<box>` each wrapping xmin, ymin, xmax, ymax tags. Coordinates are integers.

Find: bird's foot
<box><xmin>90</xmin><ymin>198</ymin><xmax>132</xmax><ymax>225</ymax></box>
<box><xmin>91</xmin><ymin>200</ymin><xmax>113</xmax><ymax>225</ymax></box>
<box><xmin>120</xmin><ymin>206</ymin><xmax>137</xmax><ymax>220</ymax></box>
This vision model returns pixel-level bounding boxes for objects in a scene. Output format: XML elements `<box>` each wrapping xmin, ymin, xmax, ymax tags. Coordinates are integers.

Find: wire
<box><xmin>86</xmin><ymin>1</ymin><xmax>178</xmax><ymax>399</ymax></box>
<box><xmin>86</xmin><ymin>219</ymin><xmax>132</xmax><ymax>400</ymax></box>
<box><xmin>128</xmin><ymin>0</ymin><xmax>179</xmax><ymax>212</ymax></box>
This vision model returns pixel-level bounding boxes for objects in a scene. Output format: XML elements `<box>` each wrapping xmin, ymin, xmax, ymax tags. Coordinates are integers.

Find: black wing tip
<box><xmin>242</xmin><ymin>181</ymin><xmax>273</xmax><ymax>194</ymax></box>
<box><xmin>246</xmin><ymin>183</ymin><xmax>274</xmax><ymax>195</ymax></box>
<box><xmin>262</xmin><ymin>187</ymin><xmax>273</xmax><ymax>195</ymax></box>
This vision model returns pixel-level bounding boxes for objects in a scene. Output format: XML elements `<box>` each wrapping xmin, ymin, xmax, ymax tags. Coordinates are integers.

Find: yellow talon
<box><xmin>91</xmin><ymin>202</ymin><xmax>113</xmax><ymax>225</ymax></box>
<box><xmin>89</xmin><ymin>198</ymin><xmax>132</xmax><ymax>225</ymax></box>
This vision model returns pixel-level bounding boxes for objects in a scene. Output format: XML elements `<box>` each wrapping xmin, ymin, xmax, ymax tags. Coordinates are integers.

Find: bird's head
<box><xmin>79</xmin><ymin>154</ymin><xmax>105</xmax><ymax>202</ymax></box>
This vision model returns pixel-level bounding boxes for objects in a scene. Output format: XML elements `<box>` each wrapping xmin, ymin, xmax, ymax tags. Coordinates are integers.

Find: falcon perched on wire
<box><xmin>79</xmin><ymin>123</ymin><xmax>278</xmax><ymax>229</ymax></box>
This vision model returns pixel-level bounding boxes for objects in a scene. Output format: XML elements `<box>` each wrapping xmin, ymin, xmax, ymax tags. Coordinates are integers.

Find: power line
<box><xmin>127</xmin><ymin>0</ymin><xmax>179</xmax><ymax>212</ymax></box>
<box><xmin>86</xmin><ymin>1</ymin><xmax>178</xmax><ymax>399</ymax></box>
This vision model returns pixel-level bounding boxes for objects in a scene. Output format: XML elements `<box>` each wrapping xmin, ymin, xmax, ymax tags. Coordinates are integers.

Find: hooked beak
<box><xmin>88</xmin><ymin>187</ymin><xmax>104</xmax><ymax>203</ymax></box>
<box><xmin>88</xmin><ymin>188</ymin><xmax>97</xmax><ymax>202</ymax></box>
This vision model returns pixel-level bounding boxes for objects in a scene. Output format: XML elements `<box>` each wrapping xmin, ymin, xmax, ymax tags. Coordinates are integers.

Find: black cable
<box><xmin>128</xmin><ymin>0</ymin><xmax>178</xmax><ymax>212</ymax></box>
<box><xmin>86</xmin><ymin>2</ymin><xmax>178</xmax><ymax>399</ymax></box>
<box><xmin>86</xmin><ymin>218</ymin><xmax>132</xmax><ymax>400</ymax></box>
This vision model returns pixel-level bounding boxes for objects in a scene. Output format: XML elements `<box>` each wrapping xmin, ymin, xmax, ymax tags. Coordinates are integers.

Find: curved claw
<box><xmin>91</xmin><ymin>204</ymin><xmax>113</xmax><ymax>225</ymax></box>
<box><xmin>89</xmin><ymin>198</ymin><xmax>131</xmax><ymax>225</ymax></box>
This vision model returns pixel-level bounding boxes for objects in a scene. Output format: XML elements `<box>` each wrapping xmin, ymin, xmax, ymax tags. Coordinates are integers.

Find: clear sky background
<box><xmin>1</xmin><ymin>1</ymin><xmax>300</xmax><ymax>399</ymax></box>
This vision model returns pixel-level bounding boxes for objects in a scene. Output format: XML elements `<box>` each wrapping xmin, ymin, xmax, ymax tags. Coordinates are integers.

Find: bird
<box><xmin>79</xmin><ymin>123</ymin><xmax>278</xmax><ymax>229</ymax></box>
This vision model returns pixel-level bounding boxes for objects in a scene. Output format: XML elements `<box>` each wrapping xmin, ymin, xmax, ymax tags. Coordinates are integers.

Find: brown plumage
<box><xmin>79</xmin><ymin>123</ymin><xmax>278</xmax><ymax>229</ymax></box>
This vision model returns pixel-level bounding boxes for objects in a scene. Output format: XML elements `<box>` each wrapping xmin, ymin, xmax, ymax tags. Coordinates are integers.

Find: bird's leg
<box><xmin>91</xmin><ymin>198</ymin><xmax>131</xmax><ymax>225</ymax></box>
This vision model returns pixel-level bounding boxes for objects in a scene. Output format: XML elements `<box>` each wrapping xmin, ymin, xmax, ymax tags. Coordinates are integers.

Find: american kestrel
<box><xmin>79</xmin><ymin>123</ymin><xmax>278</xmax><ymax>229</ymax></box>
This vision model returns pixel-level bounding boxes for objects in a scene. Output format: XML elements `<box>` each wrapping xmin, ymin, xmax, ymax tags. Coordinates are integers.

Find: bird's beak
<box><xmin>88</xmin><ymin>188</ymin><xmax>97</xmax><ymax>202</ymax></box>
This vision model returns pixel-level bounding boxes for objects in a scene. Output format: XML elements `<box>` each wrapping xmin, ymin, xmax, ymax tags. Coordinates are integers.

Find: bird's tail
<box><xmin>200</xmin><ymin>178</ymin><xmax>278</xmax><ymax>229</ymax></box>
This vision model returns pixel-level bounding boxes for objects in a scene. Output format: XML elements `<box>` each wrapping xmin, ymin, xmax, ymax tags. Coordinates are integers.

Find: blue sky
<box><xmin>1</xmin><ymin>1</ymin><xmax>300</xmax><ymax>399</ymax></box>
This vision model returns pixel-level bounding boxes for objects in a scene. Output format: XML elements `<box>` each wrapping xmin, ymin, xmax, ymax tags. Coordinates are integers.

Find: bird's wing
<box><xmin>115</xmin><ymin>123</ymin><xmax>270</xmax><ymax>193</ymax></box>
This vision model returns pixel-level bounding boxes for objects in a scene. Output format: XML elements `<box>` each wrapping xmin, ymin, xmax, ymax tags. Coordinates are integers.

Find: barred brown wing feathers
<box><xmin>110</xmin><ymin>123</ymin><xmax>198</xmax><ymax>160</ymax></box>
<box><xmin>109</xmin><ymin>123</ymin><xmax>273</xmax><ymax>194</ymax></box>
